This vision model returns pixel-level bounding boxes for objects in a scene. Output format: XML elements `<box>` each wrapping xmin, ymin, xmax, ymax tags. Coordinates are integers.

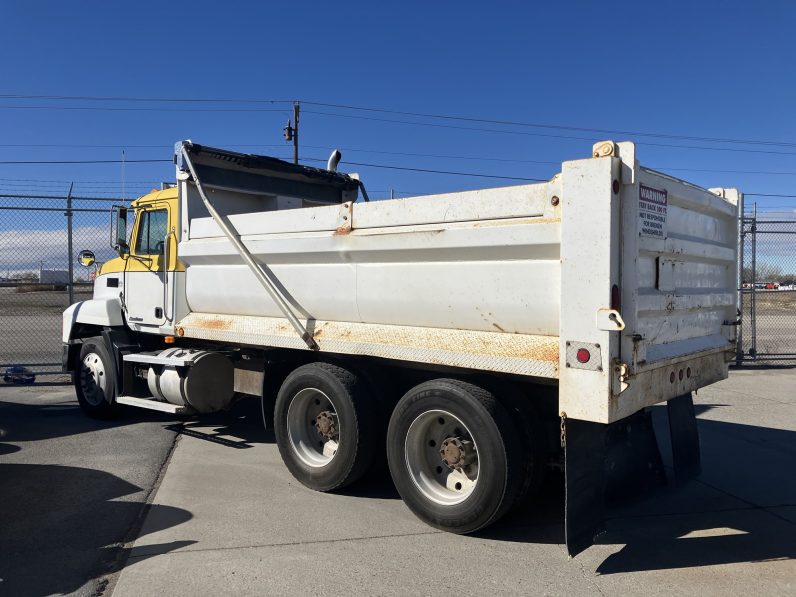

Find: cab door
<box><xmin>124</xmin><ymin>204</ymin><xmax>171</xmax><ymax>328</ymax></box>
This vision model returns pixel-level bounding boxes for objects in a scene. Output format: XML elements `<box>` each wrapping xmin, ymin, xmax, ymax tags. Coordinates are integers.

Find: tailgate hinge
<box><xmin>612</xmin><ymin>359</ymin><xmax>631</xmax><ymax>395</ymax></box>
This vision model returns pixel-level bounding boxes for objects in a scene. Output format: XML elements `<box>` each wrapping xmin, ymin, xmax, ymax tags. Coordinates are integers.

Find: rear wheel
<box><xmin>274</xmin><ymin>363</ymin><xmax>374</xmax><ymax>492</ymax></box>
<box><xmin>74</xmin><ymin>337</ymin><xmax>119</xmax><ymax>419</ymax></box>
<box><xmin>387</xmin><ymin>379</ymin><xmax>524</xmax><ymax>534</ymax></box>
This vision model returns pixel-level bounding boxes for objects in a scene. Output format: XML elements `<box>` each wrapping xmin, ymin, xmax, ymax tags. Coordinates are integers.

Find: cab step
<box><xmin>115</xmin><ymin>395</ymin><xmax>189</xmax><ymax>414</ymax></box>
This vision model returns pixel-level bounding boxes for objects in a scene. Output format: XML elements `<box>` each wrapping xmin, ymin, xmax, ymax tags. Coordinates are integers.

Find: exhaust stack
<box><xmin>327</xmin><ymin>149</ymin><xmax>342</xmax><ymax>172</ymax></box>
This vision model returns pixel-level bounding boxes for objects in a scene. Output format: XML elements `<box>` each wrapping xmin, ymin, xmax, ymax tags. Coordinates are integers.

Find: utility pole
<box><xmin>66</xmin><ymin>182</ymin><xmax>74</xmax><ymax>305</ymax></box>
<box><xmin>293</xmin><ymin>102</ymin><xmax>300</xmax><ymax>164</ymax></box>
<box><xmin>284</xmin><ymin>102</ymin><xmax>300</xmax><ymax>165</ymax></box>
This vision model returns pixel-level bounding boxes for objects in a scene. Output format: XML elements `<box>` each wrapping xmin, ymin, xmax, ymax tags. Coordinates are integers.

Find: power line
<box><xmin>745</xmin><ymin>193</ymin><xmax>796</xmax><ymax>198</ymax></box>
<box><xmin>0</xmin><ymin>94</ymin><xmax>293</xmax><ymax>104</ymax></box>
<box><xmin>0</xmin><ymin>154</ymin><xmax>546</xmax><ymax>181</ymax></box>
<box><xmin>3</xmin><ymin>93</ymin><xmax>793</xmax><ymax>149</ymax></box>
<box><xmin>300</xmin><ymin>101</ymin><xmax>796</xmax><ymax>149</ymax></box>
<box><xmin>0</xmin><ymin>193</ymin><xmax>123</xmax><ymax>201</ymax></box>
<box><xmin>0</xmin><ymin>159</ymin><xmax>170</xmax><ymax>165</ymax></box>
<box><xmin>298</xmin><ymin>157</ymin><xmax>545</xmax><ymax>181</ymax></box>
<box><xmin>0</xmin><ymin>105</ymin><xmax>290</xmax><ymax>113</ymax></box>
<box><xmin>0</xmin><ymin>152</ymin><xmax>790</xmax><ymax>195</ymax></box>
<box><xmin>0</xmin><ymin>180</ymin><xmax>152</xmax><ymax>189</ymax></box>
<box><xmin>0</xmin><ymin>176</ymin><xmax>162</xmax><ymax>184</ymax></box>
<box><xmin>303</xmin><ymin>110</ymin><xmax>796</xmax><ymax>157</ymax></box>
<box><xmin>0</xmin><ymin>143</ymin><xmax>287</xmax><ymax>150</ymax></box>
<box><xmin>661</xmin><ymin>167</ymin><xmax>796</xmax><ymax>176</ymax></box>
<box><xmin>5</xmin><ymin>139</ymin><xmax>796</xmax><ymax>177</ymax></box>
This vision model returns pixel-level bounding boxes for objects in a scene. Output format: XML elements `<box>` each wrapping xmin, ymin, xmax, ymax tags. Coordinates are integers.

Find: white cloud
<box><xmin>0</xmin><ymin>224</ymin><xmax>117</xmax><ymax>271</ymax></box>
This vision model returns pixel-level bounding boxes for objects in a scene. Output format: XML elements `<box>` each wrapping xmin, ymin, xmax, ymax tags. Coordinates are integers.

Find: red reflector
<box><xmin>576</xmin><ymin>348</ymin><xmax>591</xmax><ymax>363</ymax></box>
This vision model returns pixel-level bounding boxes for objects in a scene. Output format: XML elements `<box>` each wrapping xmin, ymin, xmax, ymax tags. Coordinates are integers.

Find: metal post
<box><xmin>736</xmin><ymin>192</ymin><xmax>745</xmax><ymax>366</ymax></box>
<box><xmin>66</xmin><ymin>182</ymin><xmax>74</xmax><ymax>305</ymax></box>
<box><xmin>293</xmin><ymin>102</ymin><xmax>300</xmax><ymax>164</ymax></box>
<box><xmin>750</xmin><ymin>202</ymin><xmax>757</xmax><ymax>358</ymax></box>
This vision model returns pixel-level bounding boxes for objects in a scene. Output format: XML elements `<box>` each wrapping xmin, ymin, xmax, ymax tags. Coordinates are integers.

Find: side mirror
<box><xmin>110</xmin><ymin>206</ymin><xmax>129</xmax><ymax>256</ymax></box>
<box><xmin>77</xmin><ymin>250</ymin><xmax>96</xmax><ymax>268</ymax></box>
<box><xmin>116</xmin><ymin>207</ymin><xmax>128</xmax><ymax>247</ymax></box>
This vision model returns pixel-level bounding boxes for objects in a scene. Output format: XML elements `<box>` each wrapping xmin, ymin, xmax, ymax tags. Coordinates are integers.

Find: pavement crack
<box><xmin>97</xmin><ymin>421</ymin><xmax>184</xmax><ymax>595</ymax></box>
<box><xmin>127</xmin><ymin>529</ymin><xmax>443</xmax><ymax>559</ymax></box>
<box><xmin>692</xmin><ymin>478</ymin><xmax>796</xmax><ymax>527</ymax></box>
<box><xmin>578</xmin><ymin>559</ymin><xmax>607</xmax><ymax>597</ymax></box>
<box><xmin>605</xmin><ymin>503</ymin><xmax>796</xmax><ymax>522</ymax></box>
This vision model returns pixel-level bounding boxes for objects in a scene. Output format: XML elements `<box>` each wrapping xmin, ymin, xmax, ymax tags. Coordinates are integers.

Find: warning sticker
<box><xmin>638</xmin><ymin>184</ymin><xmax>667</xmax><ymax>238</ymax></box>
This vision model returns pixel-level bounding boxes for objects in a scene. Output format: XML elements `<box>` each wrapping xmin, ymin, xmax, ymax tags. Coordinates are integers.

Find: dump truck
<box><xmin>62</xmin><ymin>140</ymin><xmax>741</xmax><ymax>555</ymax></box>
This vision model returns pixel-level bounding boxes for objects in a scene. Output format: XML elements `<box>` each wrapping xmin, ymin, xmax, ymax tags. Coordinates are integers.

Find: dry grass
<box><xmin>0</xmin><ymin>287</ymin><xmax>93</xmax><ymax>316</ymax></box>
<box><xmin>746</xmin><ymin>290</ymin><xmax>796</xmax><ymax>314</ymax></box>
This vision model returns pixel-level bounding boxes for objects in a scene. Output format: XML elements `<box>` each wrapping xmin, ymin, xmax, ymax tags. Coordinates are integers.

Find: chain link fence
<box><xmin>738</xmin><ymin>215</ymin><xmax>796</xmax><ymax>363</ymax></box>
<box><xmin>0</xmin><ymin>192</ymin><xmax>123</xmax><ymax>378</ymax></box>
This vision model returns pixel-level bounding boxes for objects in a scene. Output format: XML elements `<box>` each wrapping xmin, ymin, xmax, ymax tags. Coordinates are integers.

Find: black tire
<box><xmin>386</xmin><ymin>379</ymin><xmax>524</xmax><ymax>534</ymax></box>
<box><xmin>74</xmin><ymin>336</ymin><xmax>119</xmax><ymax>419</ymax></box>
<box><xmin>274</xmin><ymin>362</ymin><xmax>374</xmax><ymax>492</ymax></box>
<box><xmin>508</xmin><ymin>402</ymin><xmax>547</xmax><ymax>508</ymax></box>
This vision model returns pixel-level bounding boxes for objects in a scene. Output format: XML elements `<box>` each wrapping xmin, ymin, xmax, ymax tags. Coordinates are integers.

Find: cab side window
<box><xmin>134</xmin><ymin>209</ymin><xmax>169</xmax><ymax>255</ymax></box>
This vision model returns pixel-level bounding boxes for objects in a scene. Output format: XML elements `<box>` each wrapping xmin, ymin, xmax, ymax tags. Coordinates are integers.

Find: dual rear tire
<box><xmin>274</xmin><ymin>366</ymin><xmax>529</xmax><ymax>534</ymax></box>
<box><xmin>387</xmin><ymin>379</ymin><xmax>525</xmax><ymax>534</ymax></box>
<box><xmin>274</xmin><ymin>363</ymin><xmax>375</xmax><ymax>492</ymax></box>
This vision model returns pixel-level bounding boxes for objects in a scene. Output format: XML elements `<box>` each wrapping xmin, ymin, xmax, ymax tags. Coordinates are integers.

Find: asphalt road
<box><xmin>0</xmin><ymin>383</ymin><xmax>182</xmax><ymax>596</ymax></box>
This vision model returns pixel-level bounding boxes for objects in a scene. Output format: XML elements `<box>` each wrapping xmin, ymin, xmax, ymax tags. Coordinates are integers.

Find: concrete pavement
<box><xmin>111</xmin><ymin>368</ymin><xmax>796</xmax><ymax>596</ymax></box>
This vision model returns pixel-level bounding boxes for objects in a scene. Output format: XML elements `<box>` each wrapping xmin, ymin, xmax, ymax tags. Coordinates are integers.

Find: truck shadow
<box><xmin>0</xmin><ymin>463</ymin><xmax>195</xmax><ymax>597</ymax></box>
<box><xmin>484</xmin><ymin>406</ymin><xmax>796</xmax><ymax>570</ymax></box>
<box><xmin>0</xmin><ymin>390</ymin><xmax>181</xmax><ymax>444</ymax></box>
<box><xmin>165</xmin><ymin>395</ymin><xmax>275</xmax><ymax>449</ymax></box>
<box><xmin>592</xmin><ymin>410</ymin><xmax>796</xmax><ymax>574</ymax></box>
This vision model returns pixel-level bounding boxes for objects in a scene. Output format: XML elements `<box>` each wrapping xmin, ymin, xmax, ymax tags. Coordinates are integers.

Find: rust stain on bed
<box><xmin>191</xmin><ymin>315</ymin><xmax>234</xmax><ymax>330</ymax></box>
<box><xmin>178</xmin><ymin>313</ymin><xmax>559</xmax><ymax>372</ymax></box>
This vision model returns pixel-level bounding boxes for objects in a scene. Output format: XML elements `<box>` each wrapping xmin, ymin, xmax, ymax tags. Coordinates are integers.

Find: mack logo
<box><xmin>639</xmin><ymin>184</ymin><xmax>667</xmax><ymax>205</ymax></box>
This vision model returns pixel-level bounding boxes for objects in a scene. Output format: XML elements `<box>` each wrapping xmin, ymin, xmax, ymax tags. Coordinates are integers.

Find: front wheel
<box><xmin>387</xmin><ymin>379</ymin><xmax>524</xmax><ymax>534</ymax></box>
<box><xmin>74</xmin><ymin>337</ymin><xmax>119</xmax><ymax>419</ymax></box>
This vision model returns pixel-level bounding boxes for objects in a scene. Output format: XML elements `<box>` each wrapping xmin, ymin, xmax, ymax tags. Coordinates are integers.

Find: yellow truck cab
<box><xmin>69</xmin><ymin>187</ymin><xmax>185</xmax><ymax>339</ymax></box>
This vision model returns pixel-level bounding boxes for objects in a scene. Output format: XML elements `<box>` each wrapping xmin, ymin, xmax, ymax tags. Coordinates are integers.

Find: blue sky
<box><xmin>0</xmin><ymin>0</ymin><xmax>795</xmax><ymax>270</ymax></box>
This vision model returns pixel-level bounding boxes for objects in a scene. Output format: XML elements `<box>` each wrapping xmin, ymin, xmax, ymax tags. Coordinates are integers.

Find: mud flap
<box><xmin>667</xmin><ymin>393</ymin><xmax>701</xmax><ymax>485</ymax></box>
<box><xmin>565</xmin><ymin>409</ymin><xmax>667</xmax><ymax>557</ymax></box>
<box><xmin>564</xmin><ymin>418</ymin><xmax>607</xmax><ymax>557</ymax></box>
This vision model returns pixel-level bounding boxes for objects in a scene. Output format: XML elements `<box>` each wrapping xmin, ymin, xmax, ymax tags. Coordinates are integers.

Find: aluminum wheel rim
<box><xmin>286</xmin><ymin>388</ymin><xmax>339</xmax><ymax>468</ymax></box>
<box><xmin>404</xmin><ymin>409</ymin><xmax>479</xmax><ymax>505</ymax></box>
<box><xmin>80</xmin><ymin>352</ymin><xmax>107</xmax><ymax>407</ymax></box>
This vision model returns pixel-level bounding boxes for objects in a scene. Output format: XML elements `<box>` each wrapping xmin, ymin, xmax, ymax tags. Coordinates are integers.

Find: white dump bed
<box><xmin>174</xmin><ymin>141</ymin><xmax>739</xmax><ymax>423</ymax></box>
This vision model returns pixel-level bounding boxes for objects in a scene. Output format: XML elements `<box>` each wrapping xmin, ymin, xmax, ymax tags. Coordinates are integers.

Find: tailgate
<box><xmin>616</xmin><ymin>164</ymin><xmax>740</xmax><ymax>416</ymax></box>
<box><xmin>622</xmin><ymin>167</ymin><xmax>739</xmax><ymax>365</ymax></box>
